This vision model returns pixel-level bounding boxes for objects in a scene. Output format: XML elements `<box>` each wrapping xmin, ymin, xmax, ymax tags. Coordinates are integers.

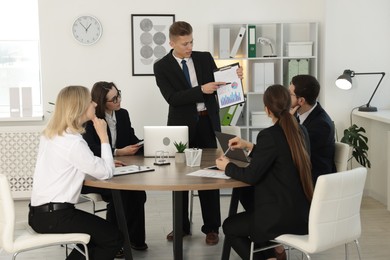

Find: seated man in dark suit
<box><xmin>289</xmin><ymin>74</ymin><xmax>336</xmax><ymax>184</ymax></box>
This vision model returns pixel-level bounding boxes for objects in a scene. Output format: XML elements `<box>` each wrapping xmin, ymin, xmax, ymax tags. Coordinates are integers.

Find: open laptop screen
<box><xmin>143</xmin><ymin>126</ymin><xmax>188</xmax><ymax>157</ymax></box>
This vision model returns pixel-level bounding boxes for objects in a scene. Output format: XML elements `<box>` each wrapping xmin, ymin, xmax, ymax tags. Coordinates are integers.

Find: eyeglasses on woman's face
<box><xmin>106</xmin><ymin>90</ymin><xmax>121</xmax><ymax>104</ymax></box>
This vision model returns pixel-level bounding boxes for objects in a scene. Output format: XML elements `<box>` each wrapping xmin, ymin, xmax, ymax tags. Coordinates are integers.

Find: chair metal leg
<box><xmin>345</xmin><ymin>243</ymin><xmax>349</xmax><ymax>260</ymax></box>
<box><xmin>287</xmin><ymin>246</ymin><xmax>291</xmax><ymax>260</ymax></box>
<box><xmin>83</xmin><ymin>243</ymin><xmax>90</xmax><ymax>260</ymax></box>
<box><xmin>65</xmin><ymin>244</ymin><xmax>69</xmax><ymax>257</ymax></box>
<box><xmin>354</xmin><ymin>239</ymin><xmax>362</xmax><ymax>260</ymax></box>
<box><xmin>75</xmin><ymin>243</ymin><xmax>89</xmax><ymax>260</ymax></box>
<box><xmin>249</xmin><ymin>242</ymin><xmax>255</xmax><ymax>260</ymax></box>
<box><xmin>12</xmin><ymin>252</ymin><xmax>19</xmax><ymax>260</ymax></box>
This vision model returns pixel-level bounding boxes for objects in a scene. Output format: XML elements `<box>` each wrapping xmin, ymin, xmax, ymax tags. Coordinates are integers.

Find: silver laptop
<box><xmin>143</xmin><ymin>126</ymin><xmax>189</xmax><ymax>157</ymax></box>
<box><xmin>215</xmin><ymin>131</ymin><xmax>250</xmax><ymax>162</ymax></box>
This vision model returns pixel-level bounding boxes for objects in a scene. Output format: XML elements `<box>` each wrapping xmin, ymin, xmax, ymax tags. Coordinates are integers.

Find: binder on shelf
<box><xmin>287</xmin><ymin>59</ymin><xmax>299</xmax><ymax>86</ymax></box>
<box><xmin>254</xmin><ymin>62</ymin><xmax>274</xmax><ymax>93</ymax></box>
<box><xmin>264</xmin><ymin>62</ymin><xmax>275</xmax><ymax>87</ymax></box>
<box><xmin>253</xmin><ymin>63</ymin><xmax>265</xmax><ymax>93</ymax></box>
<box><xmin>286</xmin><ymin>59</ymin><xmax>310</xmax><ymax>86</ymax></box>
<box><xmin>230</xmin><ymin>27</ymin><xmax>246</xmax><ymax>58</ymax></box>
<box><xmin>219</xmin><ymin>28</ymin><xmax>230</xmax><ymax>59</ymax></box>
<box><xmin>230</xmin><ymin>103</ymin><xmax>244</xmax><ymax>126</ymax></box>
<box><xmin>248</xmin><ymin>25</ymin><xmax>256</xmax><ymax>58</ymax></box>
<box><xmin>221</xmin><ymin>105</ymin><xmax>237</xmax><ymax>126</ymax></box>
<box><xmin>298</xmin><ymin>59</ymin><xmax>309</xmax><ymax>74</ymax></box>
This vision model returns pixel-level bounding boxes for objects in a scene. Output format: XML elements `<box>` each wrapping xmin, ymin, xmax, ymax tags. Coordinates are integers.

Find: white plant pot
<box><xmin>175</xmin><ymin>152</ymin><xmax>186</xmax><ymax>163</ymax></box>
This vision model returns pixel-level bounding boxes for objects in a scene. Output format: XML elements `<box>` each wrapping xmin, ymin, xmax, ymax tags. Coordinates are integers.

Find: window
<box><xmin>0</xmin><ymin>0</ymin><xmax>42</xmax><ymax>120</ymax></box>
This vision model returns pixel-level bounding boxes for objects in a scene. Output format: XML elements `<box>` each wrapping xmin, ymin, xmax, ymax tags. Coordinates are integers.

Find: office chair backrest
<box><xmin>308</xmin><ymin>167</ymin><xmax>366</xmax><ymax>252</ymax></box>
<box><xmin>334</xmin><ymin>141</ymin><xmax>351</xmax><ymax>172</ymax></box>
<box><xmin>0</xmin><ymin>174</ymin><xmax>16</xmax><ymax>252</ymax></box>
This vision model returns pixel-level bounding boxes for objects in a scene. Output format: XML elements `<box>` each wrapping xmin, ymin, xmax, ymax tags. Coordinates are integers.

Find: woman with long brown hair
<box><xmin>216</xmin><ymin>84</ymin><xmax>313</xmax><ymax>260</ymax></box>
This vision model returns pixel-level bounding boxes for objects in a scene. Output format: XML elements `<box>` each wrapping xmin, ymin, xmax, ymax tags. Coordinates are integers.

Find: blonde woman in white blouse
<box><xmin>29</xmin><ymin>86</ymin><xmax>123</xmax><ymax>260</ymax></box>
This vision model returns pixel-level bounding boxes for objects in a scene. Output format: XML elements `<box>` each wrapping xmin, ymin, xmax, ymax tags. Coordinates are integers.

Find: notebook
<box><xmin>215</xmin><ymin>131</ymin><xmax>250</xmax><ymax>162</ymax></box>
<box><xmin>143</xmin><ymin>126</ymin><xmax>189</xmax><ymax>157</ymax></box>
<box><xmin>114</xmin><ymin>165</ymin><xmax>154</xmax><ymax>176</ymax></box>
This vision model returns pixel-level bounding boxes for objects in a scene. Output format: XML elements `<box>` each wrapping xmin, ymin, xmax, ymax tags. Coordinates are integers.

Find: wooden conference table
<box><xmin>84</xmin><ymin>149</ymin><xmax>248</xmax><ymax>260</ymax></box>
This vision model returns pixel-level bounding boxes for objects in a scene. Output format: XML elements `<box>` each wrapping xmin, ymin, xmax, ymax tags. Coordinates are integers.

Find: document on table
<box><xmin>213</xmin><ymin>62</ymin><xmax>245</xmax><ymax>109</ymax></box>
<box><xmin>187</xmin><ymin>169</ymin><xmax>230</xmax><ymax>179</ymax></box>
<box><xmin>114</xmin><ymin>165</ymin><xmax>154</xmax><ymax>176</ymax></box>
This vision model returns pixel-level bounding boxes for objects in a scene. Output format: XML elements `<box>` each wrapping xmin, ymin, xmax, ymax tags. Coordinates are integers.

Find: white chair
<box><xmin>189</xmin><ymin>126</ymin><xmax>242</xmax><ymax>233</ymax></box>
<box><xmin>334</xmin><ymin>141</ymin><xmax>352</xmax><ymax>172</ymax></box>
<box><xmin>79</xmin><ymin>193</ymin><xmax>108</xmax><ymax>215</ymax></box>
<box><xmin>249</xmin><ymin>142</ymin><xmax>354</xmax><ymax>259</ymax></box>
<box><xmin>269</xmin><ymin>167</ymin><xmax>367</xmax><ymax>260</ymax></box>
<box><xmin>0</xmin><ymin>174</ymin><xmax>90</xmax><ymax>260</ymax></box>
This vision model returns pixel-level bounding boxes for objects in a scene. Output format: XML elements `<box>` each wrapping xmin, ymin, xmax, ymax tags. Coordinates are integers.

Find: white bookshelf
<box><xmin>211</xmin><ymin>22</ymin><xmax>319</xmax><ymax>142</ymax></box>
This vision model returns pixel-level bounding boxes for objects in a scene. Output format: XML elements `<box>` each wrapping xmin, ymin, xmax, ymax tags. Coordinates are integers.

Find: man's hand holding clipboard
<box><xmin>213</xmin><ymin>63</ymin><xmax>245</xmax><ymax>108</ymax></box>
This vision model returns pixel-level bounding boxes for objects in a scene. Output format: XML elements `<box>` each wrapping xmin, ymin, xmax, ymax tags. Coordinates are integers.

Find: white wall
<box><xmin>323</xmin><ymin>0</ymin><xmax>390</xmax><ymax>136</ymax></box>
<box><xmin>36</xmin><ymin>0</ymin><xmax>325</xmax><ymax>137</ymax></box>
<box><xmin>7</xmin><ymin>0</ymin><xmax>388</xmax><ymax>141</ymax></box>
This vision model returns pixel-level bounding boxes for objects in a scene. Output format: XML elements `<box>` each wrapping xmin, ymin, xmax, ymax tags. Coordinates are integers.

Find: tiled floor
<box><xmin>1</xmin><ymin>192</ymin><xmax>390</xmax><ymax>259</ymax></box>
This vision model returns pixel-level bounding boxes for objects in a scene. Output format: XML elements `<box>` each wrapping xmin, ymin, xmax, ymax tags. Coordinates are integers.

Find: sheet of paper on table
<box><xmin>186</xmin><ymin>169</ymin><xmax>230</xmax><ymax>179</ymax></box>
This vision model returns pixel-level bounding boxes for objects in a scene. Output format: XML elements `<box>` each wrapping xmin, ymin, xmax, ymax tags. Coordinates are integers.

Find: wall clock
<box><xmin>72</xmin><ymin>15</ymin><xmax>102</xmax><ymax>45</ymax></box>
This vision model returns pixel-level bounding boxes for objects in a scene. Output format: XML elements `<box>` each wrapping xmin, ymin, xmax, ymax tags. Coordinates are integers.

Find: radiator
<box><xmin>0</xmin><ymin>126</ymin><xmax>42</xmax><ymax>199</ymax></box>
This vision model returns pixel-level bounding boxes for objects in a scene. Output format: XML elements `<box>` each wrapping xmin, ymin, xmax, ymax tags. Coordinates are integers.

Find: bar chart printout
<box><xmin>214</xmin><ymin>63</ymin><xmax>245</xmax><ymax>108</ymax></box>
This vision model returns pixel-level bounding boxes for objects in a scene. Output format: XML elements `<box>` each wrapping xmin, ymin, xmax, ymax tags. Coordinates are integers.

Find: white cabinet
<box><xmin>211</xmin><ymin>22</ymin><xmax>319</xmax><ymax>142</ymax></box>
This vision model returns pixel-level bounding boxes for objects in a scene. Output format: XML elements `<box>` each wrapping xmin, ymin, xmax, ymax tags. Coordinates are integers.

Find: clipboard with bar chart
<box><xmin>213</xmin><ymin>63</ymin><xmax>245</xmax><ymax>109</ymax></box>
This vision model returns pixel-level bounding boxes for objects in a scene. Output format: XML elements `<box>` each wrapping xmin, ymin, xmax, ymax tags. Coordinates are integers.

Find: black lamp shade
<box><xmin>335</xmin><ymin>70</ymin><xmax>353</xmax><ymax>90</ymax></box>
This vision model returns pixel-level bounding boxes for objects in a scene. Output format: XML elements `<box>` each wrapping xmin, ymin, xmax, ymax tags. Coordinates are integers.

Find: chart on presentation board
<box><xmin>214</xmin><ymin>63</ymin><xmax>245</xmax><ymax>108</ymax></box>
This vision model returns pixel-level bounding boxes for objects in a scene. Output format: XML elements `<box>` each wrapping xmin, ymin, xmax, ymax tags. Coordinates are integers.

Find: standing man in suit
<box><xmin>153</xmin><ymin>21</ymin><xmax>242</xmax><ymax>245</ymax></box>
<box><xmin>289</xmin><ymin>74</ymin><xmax>336</xmax><ymax>184</ymax></box>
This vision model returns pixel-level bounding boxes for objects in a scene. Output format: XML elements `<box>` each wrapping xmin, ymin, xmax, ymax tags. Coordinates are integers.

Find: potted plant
<box><xmin>340</xmin><ymin>124</ymin><xmax>371</xmax><ymax>168</ymax></box>
<box><xmin>174</xmin><ymin>141</ymin><xmax>187</xmax><ymax>163</ymax></box>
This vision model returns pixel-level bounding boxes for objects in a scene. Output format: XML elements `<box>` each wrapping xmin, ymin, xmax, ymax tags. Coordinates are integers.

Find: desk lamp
<box><xmin>257</xmin><ymin>37</ymin><xmax>277</xmax><ymax>57</ymax></box>
<box><xmin>335</xmin><ymin>69</ymin><xmax>385</xmax><ymax>112</ymax></box>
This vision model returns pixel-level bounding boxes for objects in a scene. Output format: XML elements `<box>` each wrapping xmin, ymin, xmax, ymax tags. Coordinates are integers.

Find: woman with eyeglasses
<box><xmin>82</xmin><ymin>81</ymin><xmax>147</xmax><ymax>257</ymax></box>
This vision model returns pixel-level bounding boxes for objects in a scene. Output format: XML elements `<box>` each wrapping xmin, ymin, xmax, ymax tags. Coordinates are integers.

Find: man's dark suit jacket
<box><xmin>225</xmin><ymin>124</ymin><xmax>311</xmax><ymax>243</ymax></box>
<box><xmin>83</xmin><ymin>108</ymin><xmax>141</xmax><ymax>157</ymax></box>
<box><xmin>153</xmin><ymin>50</ymin><xmax>221</xmax><ymax>146</ymax></box>
<box><xmin>302</xmin><ymin>102</ymin><xmax>336</xmax><ymax>184</ymax></box>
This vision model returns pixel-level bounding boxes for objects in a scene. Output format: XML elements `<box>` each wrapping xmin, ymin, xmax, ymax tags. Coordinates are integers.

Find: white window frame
<box><xmin>0</xmin><ymin>0</ymin><xmax>42</xmax><ymax>122</ymax></box>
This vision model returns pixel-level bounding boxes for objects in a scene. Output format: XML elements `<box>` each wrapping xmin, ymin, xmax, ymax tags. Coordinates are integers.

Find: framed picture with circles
<box><xmin>131</xmin><ymin>14</ymin><xmax>175</xmax><ymax>76</ymax></box>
